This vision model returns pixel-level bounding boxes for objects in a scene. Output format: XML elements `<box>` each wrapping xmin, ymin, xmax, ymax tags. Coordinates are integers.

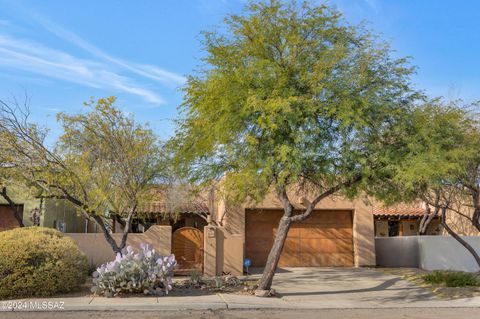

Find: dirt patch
<box><xmin>170</xmin><ymin>275</ymin><xmax>260</xmax><ymax>296</ymax></box>
<box><xmin>380</xmin><ymin>267</ymin><xmax>480</xmax><ymax>299</ymax></box>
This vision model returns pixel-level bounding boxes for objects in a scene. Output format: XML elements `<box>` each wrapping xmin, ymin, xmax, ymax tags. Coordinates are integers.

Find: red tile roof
<box><xmin>373</xmin><ymin>204</ymin><xmax>426</xmax><ymax>218</ymax></box>
<box><xmin>139</xmin><ymin>201</ymin><xmax>209</xmax><ymax>214</ymax></box>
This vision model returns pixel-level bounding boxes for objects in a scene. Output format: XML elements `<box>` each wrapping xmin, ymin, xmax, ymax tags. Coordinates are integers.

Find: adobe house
<box><xmin>202</xmin><ymin>190</ymin><xmax>480</xmax><ymax>276</ymax></box>
<box><xmin>205</xmin><ymin>191</ymin><xmax>378</xmax><ymax>276</ymax></box>
<box><xmin>373</xmin><ymin>204</ymin><xmax>441</xmax><ymax>237</ymax></box>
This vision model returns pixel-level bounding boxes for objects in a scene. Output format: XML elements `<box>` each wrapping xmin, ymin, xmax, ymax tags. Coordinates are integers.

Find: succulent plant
<box><xmin>91</xmin><ymin>243</ymin><xmax>176</xmax><ymax>297</ymax></box>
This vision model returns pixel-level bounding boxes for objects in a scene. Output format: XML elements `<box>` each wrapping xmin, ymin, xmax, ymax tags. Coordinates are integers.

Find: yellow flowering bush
<box><xmin>0</xmin><ymin>227</ymin><xmax>88</xmax><ymax>299</ymax></box>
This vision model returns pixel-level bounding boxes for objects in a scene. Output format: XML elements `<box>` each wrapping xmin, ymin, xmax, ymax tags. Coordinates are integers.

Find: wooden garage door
<box><xmin>245</xmin><ymin>209</ymin><xmax>353</xmax><ymax>267</ymax></box>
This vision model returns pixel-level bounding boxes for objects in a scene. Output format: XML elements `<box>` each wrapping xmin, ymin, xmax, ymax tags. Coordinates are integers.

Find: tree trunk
<box><xmin>419</xmin><ymin>206</ymin><xmax>439</xmax><ymax>235</ymax></box>
<box><xmin>256</xmin><ymin>214</ymin><xmax>292</xmax><ymax>293</ymax></box>
<box><xmin>91</xmin><ymin>214</ymin><xmax>122</xmax><ymax>254</ymax></box>
<box><xmin>441</xmin><ymin>207</ymin><xmax>480</xmax><ymax>268</ymax></box>
<box><xmin>118</xmin><ymin>207</ymin><xmax>136</xmax><ymax>252</ymax></box>
<box><xmin>0</xmin><ymin>187</ymin><xmax>24</xmax><ymax>227</ymax></box>
<box><xmin>472</xmin><ymin>207</ymin><xmax>480</xmax><ymax>232</ymax></box>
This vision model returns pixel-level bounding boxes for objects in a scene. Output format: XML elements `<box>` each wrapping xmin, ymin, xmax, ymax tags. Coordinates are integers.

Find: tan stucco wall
<box><xmin>375</xmin><ymin>220</ymin><xmax>388</xmax><ymax>237</ymax></box>
<box><xmin>444</xmin><ymin>206</ymin><xmax>480</xmax><ymax>236</ymax></box>
<box><xmin>203</xmin><ymin>226</ymin><xmax>244</xmax><ymax>276</ymax></box>
<box><xmin>216</xmin><ymin>190</ymin><xmax>376</xmax><ymax>270</ymax></box>
<box><xmin>66</xmin><ymin>225</ymin><xmax>172</xmax><ymax>266</ymax></box>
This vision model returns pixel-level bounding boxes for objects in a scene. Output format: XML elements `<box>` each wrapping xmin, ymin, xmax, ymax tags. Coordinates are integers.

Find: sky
<box><xmin>0</xmin><ymin>0</ymin><xmax>479</xmax><ymax>142</ymax></box>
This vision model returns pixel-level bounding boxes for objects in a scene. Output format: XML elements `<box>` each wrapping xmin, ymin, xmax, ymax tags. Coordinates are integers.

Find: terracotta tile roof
<box><xmin>373</xmin><ymin>204</ymin><xmax>426</xmax><ymax>218</ymax></box>
<box><xmin>135</xmin><ymin>185</ymin><xmax>211</xmax><ymax>214</ymax></box>
<box><xmin>139</xmin><ymin>201</ymin><xmax>209</xmax><ymax>214</ymax></box>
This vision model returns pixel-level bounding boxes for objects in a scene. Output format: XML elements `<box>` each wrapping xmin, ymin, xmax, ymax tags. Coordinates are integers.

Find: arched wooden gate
<box><xmin>172</xmin><ymin>227</ymin><xmax>204</xmax><ymax>274</ymax></box>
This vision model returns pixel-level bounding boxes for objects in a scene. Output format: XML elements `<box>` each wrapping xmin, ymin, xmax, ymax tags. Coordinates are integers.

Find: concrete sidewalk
<box><xmin>3</xmin><ymin>292</ymin><xmax>480</xmax><ymax>312</ymax></box>
<box><xmin>2</xmin><ymin>268</ymin><xmax>480</xmax><ymax>311</ymax></box>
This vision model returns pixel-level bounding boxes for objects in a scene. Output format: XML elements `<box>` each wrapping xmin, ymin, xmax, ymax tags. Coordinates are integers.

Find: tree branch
<box><xmin>0</xmin><ymin>186</ymin><xmax>24</xmax><ymax>227</ymax></box>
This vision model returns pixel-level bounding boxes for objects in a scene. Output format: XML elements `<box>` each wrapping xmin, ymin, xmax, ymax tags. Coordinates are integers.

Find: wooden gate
<box><xmin>172</xmin><ymin>227</ymin><xmax>204</xmax><ymax>274</ymax></box>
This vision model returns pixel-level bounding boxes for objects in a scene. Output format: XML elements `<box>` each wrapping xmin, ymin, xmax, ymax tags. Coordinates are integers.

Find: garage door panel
<box><xmin>300</xmin><ymin>238</ymin><xmax>352</xmax><ymax>253</ymax></box>
<box><xmin>245</xmin><ymin>210</ymin><xmax>354</xmax><ymax>267</ymax></box>
<box><xmin>278</xmin><ymin>237</ymin><xmax>301</xmax><ymax>267</ymax></box>
<box><xmin>247</xmin><ymin>226</ymin><xmax>275</xmax><ymax>239</ymax></box>
<box><xmin>301</xmin><ymin>253</ymin><xmax>354</xmax><ymax>266</ymax></box>
<box><xmin>300</xmin><ymin>211</ymin><xmax>352</xmax><ymax>225</ymax></box>
<box><xmin>299</xmin><ymin>226</ymin><xmax>352</xmax><ymax>239</ymax></box>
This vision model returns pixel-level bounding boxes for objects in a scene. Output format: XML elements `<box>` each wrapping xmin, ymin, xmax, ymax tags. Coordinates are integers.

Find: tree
<box><xmin>171</xmin><ymin>0</ymin><xmax>420</xmax><ymax>293</ymax></box>
<box><xmin>0</xmin><ymin>96</ymin><xmax>163</xmax><ymax>254</ymax></box>
<box><xmin>387</xmin><ymin>100</ymin><xmax>480</xmax><ymax>267</ymax></box>
<box><xmin>0</xmin><ymin>100</ymin><xmax>33</xmax><ymax>227</ymax></box>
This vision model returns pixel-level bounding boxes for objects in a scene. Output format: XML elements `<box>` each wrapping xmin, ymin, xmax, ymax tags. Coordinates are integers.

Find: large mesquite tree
<box><xmin>171</xmin><ymin>0</ymin><xmax>420</xmax><ymax>293</ymax></box>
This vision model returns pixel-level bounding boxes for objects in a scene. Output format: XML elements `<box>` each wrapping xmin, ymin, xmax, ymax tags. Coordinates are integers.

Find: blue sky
<box><xmin>0</xmin><ymin>0</ymin><xmax>479</xmax><ymax>142</ymax></box>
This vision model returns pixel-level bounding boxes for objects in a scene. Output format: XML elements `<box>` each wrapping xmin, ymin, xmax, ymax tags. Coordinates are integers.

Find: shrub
<box><xmin>423</xmin><ymin>271</ymin><xmax>445</xmax><ymax>285</ymax></box>
<box><xmin>91</xmin><ymin>244</ymin><xmax>176</xmax><ymax>297</ymax></box>
<box><xmin>423</xmin><ymin>271</ymin><xmax>480</xmax><ymax>287</ymax></box>
<box><xmin>0</xmin><ymin>227</ymin><xmax>89</xmax><ymax>299</ymax></box>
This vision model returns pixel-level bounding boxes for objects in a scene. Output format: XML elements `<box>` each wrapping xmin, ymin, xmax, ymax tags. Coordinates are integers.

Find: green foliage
<box><xmin>423</xmin><ymin>271</ymin><xmax>480</xmax><ymax>287</ymax></box>
<box><xmin>1</xmin><ymin>96</ymin><xmax>166</xmax><ymax>252</ymax></box>
<box><xmin>54</xmin><ymin>96</ymin><xmax>162</xmax><ymax>216</ymax></box>
<box><xmin>171</xmin><ymin>0</ymin><xmax>420</xmax><ymax>203</ymax></box>
<box><xmin>189</xmin><ymin>268</ymin><xmax>202</xmax><ymax>285</ymax></box>
<box><xmin>378</xmin><ymin>99</ymin><xmax>480</xmax><ymax>205</ymax></box>
<box><xmin>0</xmin><ymin>227</ymin><xmax>88</xmax><ymax>299</ymax></box>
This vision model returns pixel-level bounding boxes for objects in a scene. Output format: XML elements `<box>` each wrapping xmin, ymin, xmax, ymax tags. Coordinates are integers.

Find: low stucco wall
<box><xmin>66</xmin><ymin>225</ymin><xmax>172</xmax><ymax>266</ymax></box>
<box><xmin>418</xmin><ymin>236</ymin><xmax>480</xmax><ymax>272</ymax></box>
<box><xmin>375</xmin><ymin>236</ymin><xmax>480</xmax><ymax>272</ymax></box>
<box><xmin>376</xmin><ymin>236</ymin><xmax>419</xmax><ymax>267</ymax></box>
<box><xmin>204</xmin><ymin>226</ymin><xmax>243</xmax><ymax>276</ymax></box>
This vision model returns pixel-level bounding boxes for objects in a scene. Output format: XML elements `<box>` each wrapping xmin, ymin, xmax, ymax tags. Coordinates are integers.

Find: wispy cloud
<box><xmin>34</xmin><ymin>15</ymin><xmax>187</xmax><ymax>86</ymax></box>
<box><xmin>0</xmin><ymin>33</ymin><xmax>165</xmax><ymax>104</ymax></box>
<box><xmin>0</xmin><ymin>5</ymin><xmax>187</xmax><ymax>105</ymax></box>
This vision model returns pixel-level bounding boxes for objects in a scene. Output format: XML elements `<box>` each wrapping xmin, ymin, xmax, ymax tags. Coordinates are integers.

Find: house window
<box><xmin>388</xmin><ymin>220</ymin><xmax>399</xmax><ymax>237</ymax></box>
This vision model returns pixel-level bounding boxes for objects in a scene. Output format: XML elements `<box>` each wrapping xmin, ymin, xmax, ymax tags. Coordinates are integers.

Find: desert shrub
<box><xmin>91</xmin><ymin>244</ymin><xmax>176</xmax><ymax>297</ymax></box>
<box><xmin>423</xmin><ymin>271</ymin><xmax>480</xmax><ymax>287</ymax></box>
<box><xmin>0</xmin><ymin>227</ymin><xmax>89</xmax><ymax>299</ymax></box>
<box><xmin>423</xmin><ymin>271</ymin><xmax>445</xmax><ymax>285</ymax></box>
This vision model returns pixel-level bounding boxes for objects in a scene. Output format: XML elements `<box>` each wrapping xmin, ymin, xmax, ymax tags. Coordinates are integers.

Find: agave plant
<box><xmin>91</xmin><ymin>243</ymin><xmax>176</xmax><ymax>297</ymax></box>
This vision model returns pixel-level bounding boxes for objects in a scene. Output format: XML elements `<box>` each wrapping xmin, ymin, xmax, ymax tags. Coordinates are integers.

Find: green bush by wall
<box><xmin>0</xmin><ymin>227</ymin><xmax>88</xmax><ymax>299</ymax></box>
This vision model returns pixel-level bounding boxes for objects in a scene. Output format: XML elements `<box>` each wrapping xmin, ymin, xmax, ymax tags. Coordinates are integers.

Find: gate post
<box><xmin>203</xmin><ymin>226</ymin><xmax>217</xmax><ymax>277</ymax></box>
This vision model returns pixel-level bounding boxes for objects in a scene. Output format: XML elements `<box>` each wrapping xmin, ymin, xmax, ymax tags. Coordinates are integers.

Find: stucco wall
<box><xmin>418</xmin><ymin>236</ymin><xmax>480</xmax><ymax>272</ymax></box>
<box><xmin>66</xmin><ymin>225</ymin><xmax>172</xmax><ymax>266</ymax></box>
<box><xmin>43</xmin><ymin>199</ymin><xmax>99</xmax><ymax>233</ymax></box>
<box><xmin>444</xmin><ymin>207</ymin><xmax>480</xmax><ymax>236</ymax></box>
<box><xmin>376</xmin><ymin>236</ymin><xmax>419</xmax><ymax>267</ymax></box>
<box><xmin>375</xmin><ymin>236</ymin><xmax>480</xmax><ymax>272</ymax></box>
<box><xmin>204</xmin><ymin>226</ymin><xmax>244</xmax><ymax>276</ymax></box>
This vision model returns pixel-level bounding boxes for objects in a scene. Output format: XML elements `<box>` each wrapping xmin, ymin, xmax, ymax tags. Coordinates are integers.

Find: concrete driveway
<box><xmin>248</xmin><ymin>267</ymin><xmax>468</xmax><ymax>308</ymax></box>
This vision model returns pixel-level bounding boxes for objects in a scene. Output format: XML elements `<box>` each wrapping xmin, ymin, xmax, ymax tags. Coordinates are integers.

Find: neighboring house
<box><xmin>373</xmin><ymin>204</ymin><xmax>442</xmax><ymax>237</ymax></box>
<box><xmin>0</xmin><ymin>188</ymin><xmax>98</xmax><ymax>233</ymax></box>
<box><xmin>0</xmin><ymin>204</ymin><xmax>23</xmax><ymax>231</ymax></box>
